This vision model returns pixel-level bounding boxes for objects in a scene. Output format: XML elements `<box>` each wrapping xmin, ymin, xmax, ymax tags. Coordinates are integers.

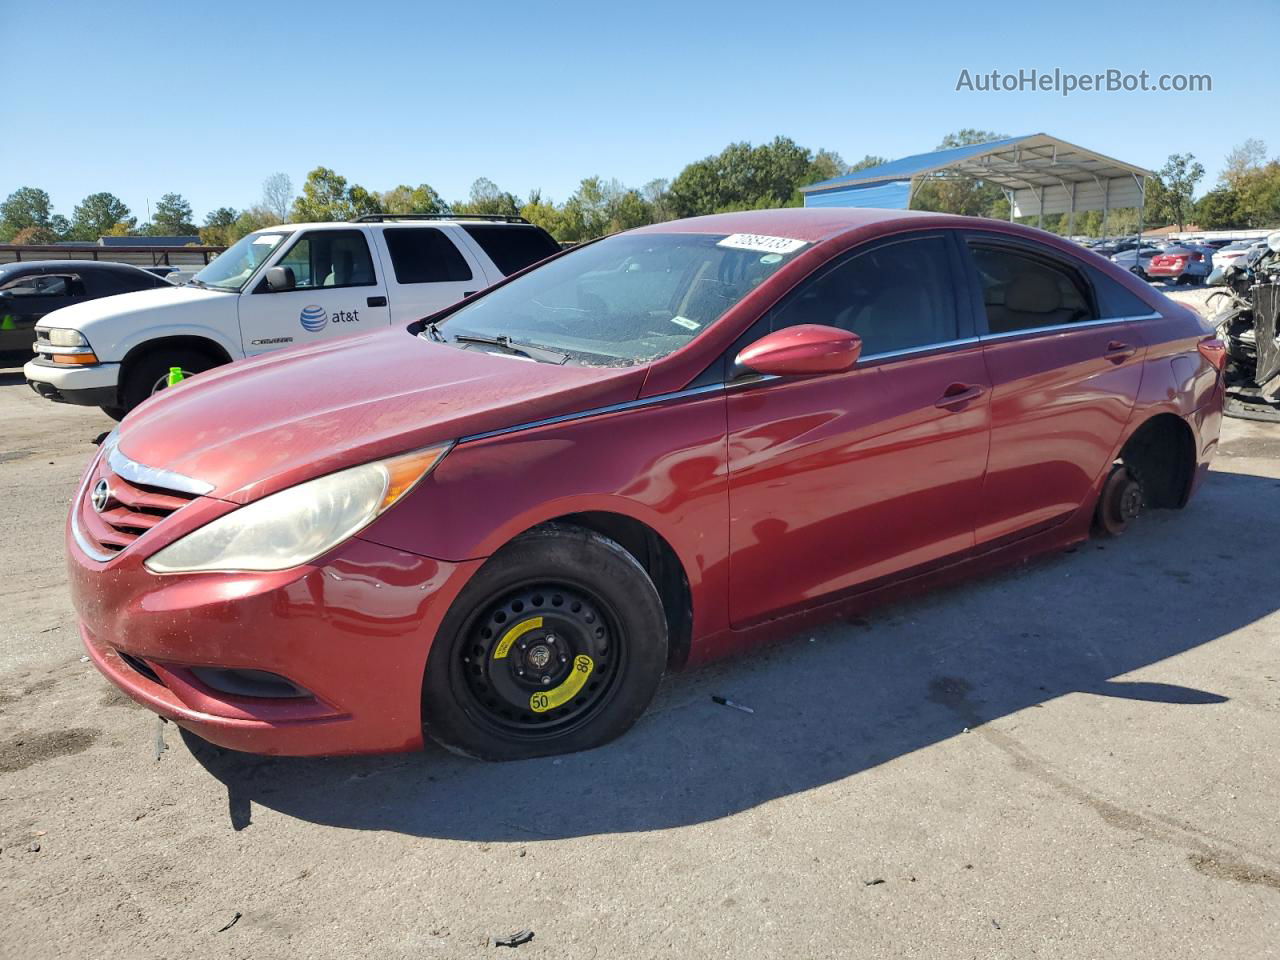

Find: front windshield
<box><xmin>193</xmin><ymin>231</ymin><xmax>291</xmax><ymax>291</ymax></box>
<box><xmin>435</xmin><ymin>232</ymin><xmax>805</xmax><ymax>366</ymax></box>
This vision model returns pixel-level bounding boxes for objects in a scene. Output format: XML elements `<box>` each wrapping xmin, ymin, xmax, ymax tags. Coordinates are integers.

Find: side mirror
<box><xmin>734</xmin><ymin>324</ymin><xmax>862</xmax><ymax>377</ymax></box>
<box><xmin>265</xmin><ymin>265</ymin><xmax>295</xmax><ymax>292</ymax></box>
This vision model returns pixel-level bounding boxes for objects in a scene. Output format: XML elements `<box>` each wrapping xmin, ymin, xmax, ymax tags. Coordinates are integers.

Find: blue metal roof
<box><xmin>802</xmin><ymin>135</ymin><xmax>1032</xmax><ymax>194</ymax></box>
<box><xmin>804</xmin><ymin>180</ymin><xmax>912</xmax><ymax>209</ymax></box>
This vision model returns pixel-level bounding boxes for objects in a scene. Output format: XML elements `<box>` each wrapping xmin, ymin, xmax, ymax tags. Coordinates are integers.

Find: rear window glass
<box><xmin>462</xmin><ymin>224</ymin><xmax>561</xmax><ymax>275</ymax></box>
<box><xmin>384</xmin><ymin>228</ymin><xmax>473</xmax><ymax>284</ymax></box>
<box><xmin>1084</xmin><ymin>265</ymin><xmax>1155</xmax><ymax>318</ymax></box>
<box><xmin>968</xmin><ymin>243</ymin><xmax>1095</xmax><ymax>334</ymax></box>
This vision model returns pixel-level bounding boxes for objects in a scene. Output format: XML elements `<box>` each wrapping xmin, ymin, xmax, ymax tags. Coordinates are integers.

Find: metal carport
<box><xmin>801</xmin><ymin>133</ymin><xmax>1155</xmax><ymax>236</ymax></box>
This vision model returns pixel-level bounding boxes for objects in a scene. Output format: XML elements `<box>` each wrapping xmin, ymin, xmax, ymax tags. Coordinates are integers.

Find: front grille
<box><xmin>78</xmin><ymin>463</ymin><xmax>196</xmax><ymax>556</ymax></box>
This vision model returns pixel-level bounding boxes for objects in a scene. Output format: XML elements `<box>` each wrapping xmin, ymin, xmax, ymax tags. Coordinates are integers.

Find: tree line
<box><xmin>3</xmin><ymin>132</ymin><xmax>1277</xmax><ymax>248</ymax></box>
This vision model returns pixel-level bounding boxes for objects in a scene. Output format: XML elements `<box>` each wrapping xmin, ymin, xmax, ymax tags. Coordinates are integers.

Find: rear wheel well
<box><xmin>542</xmin><ymin>512</ymin><xmax>693</xmax><ymax>669</ymax></box>
<box><xmin>1118</xmin><ymin>413</ymin><xmax>1197</xmax><ymax>509</ymax></box>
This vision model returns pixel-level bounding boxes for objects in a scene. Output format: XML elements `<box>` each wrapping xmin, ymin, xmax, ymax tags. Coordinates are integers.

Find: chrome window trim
<box><xmin>458</xmin><ymin>383</ymin><xmax>726</xmax><ymax>444</ymax></box>
<box><xmin>458</xmin><ymin>311</ymin><xmax>1164</xmax><ymax>443</ymax></box>
<box><xmin>106</xmin><ymin>437</ymin><xmax>214</xmax><ymax>496</ymax></box>
<box><xmin>978</xmin><ymin>312</ymin><xmax>1161</xmax><ymax>343</ymax></box>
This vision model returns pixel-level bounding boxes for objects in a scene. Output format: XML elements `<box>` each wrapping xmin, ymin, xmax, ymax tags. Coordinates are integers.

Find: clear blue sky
<box><xmin>6</xmin><ymin>0</ymin><xmax>1273</xmax><ymax>223</ymax></box>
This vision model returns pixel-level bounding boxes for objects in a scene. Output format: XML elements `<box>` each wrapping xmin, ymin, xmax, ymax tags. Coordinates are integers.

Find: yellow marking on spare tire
<box><xmin>530</xmin><ymin>655</ymin><xmax>593</xmax><ymax>713</ymax></box>
<box><xmin>493</xmin><ymin>616</ymin><xmax>543</xmax><ymax>660</ymax></box>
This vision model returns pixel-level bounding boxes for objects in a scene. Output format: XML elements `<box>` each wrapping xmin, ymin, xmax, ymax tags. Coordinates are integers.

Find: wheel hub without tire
<box><xmin>460</xmin><ymin>585</ymin><xmax>620</xmax><ymax>734</ymax></box>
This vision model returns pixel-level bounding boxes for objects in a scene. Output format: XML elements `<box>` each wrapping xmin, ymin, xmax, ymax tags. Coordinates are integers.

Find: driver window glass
<box><xmin>770</xmin><ymin>235</ymin><xmax>958</xmax><ymax>356</ymax></box>
<box><xmin>968</xmin><ymin>244</ymin><xmax>1095</xmax><ymax>334</ymax></box>
<box><xmin>277</xmin><ymin>230</ymin><xmax>377</xmax><ymax>290</ymax></box>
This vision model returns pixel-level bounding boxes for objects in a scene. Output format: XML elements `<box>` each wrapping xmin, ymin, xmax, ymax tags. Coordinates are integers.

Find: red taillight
<box><xmin>1190</xmin><ymin>252</ymin><xmax>1203</xmax><ymax>261</ymax></box>
<box><xmin>1197</xmin><ymin>337</ymin><xmax>1227</xmax><ymax>372</ymax></box>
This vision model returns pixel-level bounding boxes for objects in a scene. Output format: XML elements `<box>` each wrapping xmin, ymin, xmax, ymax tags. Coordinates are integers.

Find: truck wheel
<box><xmin>99</xmin><ymin>405</ymin><xmax>127</xmax><ymax>422</ymax></box>
<box><xmin>423</xmin><ymin>524</ymin><xmax>668</xmax><ymax>761</ymax></box>
<box><xmin>120</xmin><ymin>349</ymin><xmax>218</xmax><ymax>412</ymax></box>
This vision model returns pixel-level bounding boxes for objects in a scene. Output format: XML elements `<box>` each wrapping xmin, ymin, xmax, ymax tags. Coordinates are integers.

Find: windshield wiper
<box><xmin>187</xmin><ymin>277</ymin><xmax>207</xmax><ymax>288</ymax></box>
<box><xmin>451</xmin><ymin>333</ymin><xmax>570</xmax><ymax>365</ymax></box>
<box><xmin>423</xmin><ymin>321</ymin><xmax>446</xmax><ymax>343</ymax></box>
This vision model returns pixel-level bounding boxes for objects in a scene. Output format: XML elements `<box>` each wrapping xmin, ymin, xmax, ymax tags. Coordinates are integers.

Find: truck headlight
<box><xmin>40</xmin><ymin>327</ymin><xmax>89</xmax><ymax>347</ymax></box>
<box><xmin>144</xmin><ymin>444</ymin><xmax>451</xmax><ymax>574</ymax></box>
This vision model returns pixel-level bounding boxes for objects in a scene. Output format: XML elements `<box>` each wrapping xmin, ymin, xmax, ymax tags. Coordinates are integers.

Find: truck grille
<box><xmin>77</xmin><ymin>459</ymin><xmax>196</xmax><ymax>556</ymax></box>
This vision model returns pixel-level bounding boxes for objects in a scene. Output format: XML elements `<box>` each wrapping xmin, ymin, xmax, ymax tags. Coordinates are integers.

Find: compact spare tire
<box><xmin>423</xmin><ymin>524</ymin><xmax>668</xmax><ymax>761</ymax></box>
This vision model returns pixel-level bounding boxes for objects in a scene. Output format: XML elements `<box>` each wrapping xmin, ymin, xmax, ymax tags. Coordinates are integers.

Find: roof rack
<box><xmin>351</xmin><ymin>213</ymin><xmax>530</xmax><ymax>224</ymax></box>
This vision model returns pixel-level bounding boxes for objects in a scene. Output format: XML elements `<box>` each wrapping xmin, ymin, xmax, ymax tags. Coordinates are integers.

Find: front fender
<box><xmin>356</xmin><ymin>389</ymin><xmax>733</xmax><ymax>640</ymax></box>
<box><xmin>114</xmin><ymin>321</ymin><xmax>242</xmax><ymax>364</ymax></box>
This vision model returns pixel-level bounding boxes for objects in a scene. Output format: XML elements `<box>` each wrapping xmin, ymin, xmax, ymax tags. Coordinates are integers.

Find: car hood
<box><xmin>114</xmin><ymin>328</ymin><xmax>647</xmax><ymax>503</ymax></box>
<box><xmin>37</xmin><ymin>283</ymin><xmax>235</xmax><ymax>329</ymax></box>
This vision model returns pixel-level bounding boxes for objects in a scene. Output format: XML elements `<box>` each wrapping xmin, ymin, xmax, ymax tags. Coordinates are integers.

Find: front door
<box><xmin>236</xmin><ymin>228</ymin><xmax>391</xmax><ymax>356</ymax></box>
<box><xmin>726</xmin><ymin>232</ymin><xmax>992</xmax><ymax>628</ymax></box>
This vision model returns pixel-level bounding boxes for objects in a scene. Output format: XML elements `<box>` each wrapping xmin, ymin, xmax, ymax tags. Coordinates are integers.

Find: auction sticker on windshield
<box><xmin>716</xmin><ymin>233</ymin><xmax>808</xmax><ymax>254</ymax></box>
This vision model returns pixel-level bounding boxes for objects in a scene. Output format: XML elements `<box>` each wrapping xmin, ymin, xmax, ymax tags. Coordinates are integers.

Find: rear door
<box><xmin>725</xmin><ymin>231</ymin><xmax>992</xmax><ymax>627</ymax></box>
<box><xmin>235</xmin><ymin>228</ymin><xmax>391</xmax><ymax>356</ymax></box>
<box><xmin>962</xmin><ymin>234</ymin><xmax>1150</xmax><ymax>545</ymax></box>
<box><xmin>368</xmin><ymin>226</ymin><xmax>488</xmax><ymax>323</ymax></box>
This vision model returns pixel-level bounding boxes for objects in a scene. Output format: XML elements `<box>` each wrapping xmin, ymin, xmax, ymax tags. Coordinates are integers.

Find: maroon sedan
<box><xmin>67</xmin><ymin>209</ymin><xmax>1225</xmax><ymax>759</ymax></box>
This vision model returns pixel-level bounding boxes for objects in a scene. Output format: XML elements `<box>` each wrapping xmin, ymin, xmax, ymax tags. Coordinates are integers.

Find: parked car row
<box><xmin>52</xmin><ymin>207</ymin><xmax>1225</xmax><ymax>759</ymax></box>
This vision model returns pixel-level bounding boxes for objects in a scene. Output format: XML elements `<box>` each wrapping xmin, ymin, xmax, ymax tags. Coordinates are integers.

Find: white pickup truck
<box><xmin>24</xmin><ymin>215</ymin><xmax>561</xmax><ymax>418</ymax></box>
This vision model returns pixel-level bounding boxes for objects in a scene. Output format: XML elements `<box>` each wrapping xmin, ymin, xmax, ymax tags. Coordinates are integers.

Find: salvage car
<box><xmin>68</xmin><ymin>208</ymin><xmax>1225</xmax><ymax>760</ymax></box>
<box><xmin>1146</xmin><ymin>244</ymin><xmax>1214</xmax><ymax>285</ymax></box>
<box><xmin>0</xmin><ymin>260</ymin><xmax>169</xmax><ymax>359</ymax></box>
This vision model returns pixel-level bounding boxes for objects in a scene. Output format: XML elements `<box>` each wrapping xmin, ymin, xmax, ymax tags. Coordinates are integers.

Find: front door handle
<box><xmin>1106</xmin><ymin>340</ymin><xmax>1136</xmax><ymax>363</ymax></box>
<box><xmin>463</xmin><ymin>290</ymin><xmax>477</xmax><ymax>298</ymax></box>
<box><xmin>934</xmin><ymin>383</ymin><xmax>987</xmax><ymax>410</ymax></box>
<box><xmin>367</xmin><ymin>295</ymin><xmax>387</xmax><ymax>307</ymax></box>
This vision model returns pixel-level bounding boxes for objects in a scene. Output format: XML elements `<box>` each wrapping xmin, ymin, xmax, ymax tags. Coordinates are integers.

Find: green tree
<box><xmin>199</xmin><ymin>206</ymin><xmax>240</xmax><ymax>246</ymax></box>
<box><xmin>668</xmin><ymin>136</ymin><xmax>845</xmax><ymax>217</ymax></box>
<box><xmin>1153</xmin><ymin>153</ymin><xmax>1205</xmax><ymax>231</ymax></box>
<box><xmin>381</xmin><ymin>183</ymin><xmax>448</xmax><ymax>215</ymax></box>
<box><xmin>71</xmin><ymin>192</ymin><xmax>134</xmax><ymax>240</ymax></box>
<box><xmin>1195</xmin><ymin>188</ymin><xmax>1242</xmax><ymax>230</ymax></box>
<box><xmin>911</xmin><ymin>130</ymin><xmax>1008</xmax><ymax>217</ymax></box>
<box><xmin>290</xmin><ymin>167</ymin><xmax>379</xmax><ymax>221</ymax></box>
<box><xmin>150</xmin><ymin>192</ymin><xmax>196</xmax><ymax>235</ymax></box>
<box><xmin>1235</xmin><ymin>160</ymin><xmax>1280</xmax><ymax>227</ymax></box>
<box><xmin>0</xmin><ymin>187</ymin><xmax>58</xmax><ymax>241</ymax></box>
<box><xmin>453</xmin><ymin>177</ymin><xmax>522</xmax><ymax>217</ymax></box>
<box><xmin>1221</xmin><ymin>139</ymin><xmax>1266</xmax><ymax>187</ymax></box>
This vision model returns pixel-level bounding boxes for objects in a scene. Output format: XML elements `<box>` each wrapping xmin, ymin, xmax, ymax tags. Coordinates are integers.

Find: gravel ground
<box><xmin>2</xmin><ymin>292</ymin><xmax>1277</xmax><ymax>959</ymax></box>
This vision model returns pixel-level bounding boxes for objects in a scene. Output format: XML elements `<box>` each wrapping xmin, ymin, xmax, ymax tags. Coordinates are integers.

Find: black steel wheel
<box><xmin>1094</xmin><ymin>463</ymin><xmax>1143</xmax><ymax>536</ymax></box>
<box><xmin>423</xmin><ymin>524</ymin><xmax>668</xmax><ymax>760</ymax></box>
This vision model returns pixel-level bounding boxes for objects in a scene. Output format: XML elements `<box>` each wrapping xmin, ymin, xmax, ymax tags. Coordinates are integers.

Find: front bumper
<box><xmin>68</xmin><ymin>504</ymin><xmax>483</xmax><ymax>756</ymax></box>
<box><xmin>25</xmin><ymin>357</ymin><xmax>120</xmax><ymax>407</ymax></box>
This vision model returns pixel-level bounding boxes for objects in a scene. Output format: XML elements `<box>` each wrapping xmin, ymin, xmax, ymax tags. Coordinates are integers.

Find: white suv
<box><xmin>24</xmin><ymin>215</ymin><xmax>560</xmax><ymax>418</ymax></box>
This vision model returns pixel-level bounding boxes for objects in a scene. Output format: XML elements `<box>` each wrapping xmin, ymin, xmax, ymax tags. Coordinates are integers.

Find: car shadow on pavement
<box><xmin>185</xmin><ymin>469</ymin><xmax>1279</xmax><ymax>841</ymax></box>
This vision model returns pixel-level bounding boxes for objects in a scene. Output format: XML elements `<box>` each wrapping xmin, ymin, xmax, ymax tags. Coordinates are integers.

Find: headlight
<box><xmin>40</xmin><ymin>327</ymin><xmax>89</xmax><ymax>347</ymax></box>
<box><xmin>144</xmin><ymin>444</ymin><xmax>451</xmax><ymax>574</ymax></box>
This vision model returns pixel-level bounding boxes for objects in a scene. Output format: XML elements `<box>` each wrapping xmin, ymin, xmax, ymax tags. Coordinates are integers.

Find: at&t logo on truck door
<box><xmin>299</xmin><ymin>305</ymin><xmax>328</xmax><ymax>332</ymax></box>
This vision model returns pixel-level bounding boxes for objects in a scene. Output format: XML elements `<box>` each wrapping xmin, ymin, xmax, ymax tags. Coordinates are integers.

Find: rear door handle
<box><xmin>934</xmin><ymin>383</ymin><xmax>987</xmax><ymax>410</ymax></box>
<box><xmin>1106</xmin><ymin>340</ymin><xmax>1136</xmax><ymax>363</ymax></box>
<box><xmin>367</xmin><ymin>296</ymin><xmax>387</xmax><ymax>307</ymax></box>
<box><xmin>463</xmin><ymin>290</ymin><xmax>477</xmax><ymax>297</ymax></box>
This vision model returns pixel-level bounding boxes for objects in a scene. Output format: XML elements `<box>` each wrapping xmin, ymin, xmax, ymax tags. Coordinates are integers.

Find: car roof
<box><xmin>0</xmin><ymin>259</ymin><xmax>154</xmax><ymax>275</ymax></box>
<box><xmin>629</xmin><ymin>207</ymin><xmax>950</xmax><ymax>243</ymax></box>
<box><xmin>250</xmin><ymin>218</ymin><xmax>536</xmax><ymax>234</ymax></box>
